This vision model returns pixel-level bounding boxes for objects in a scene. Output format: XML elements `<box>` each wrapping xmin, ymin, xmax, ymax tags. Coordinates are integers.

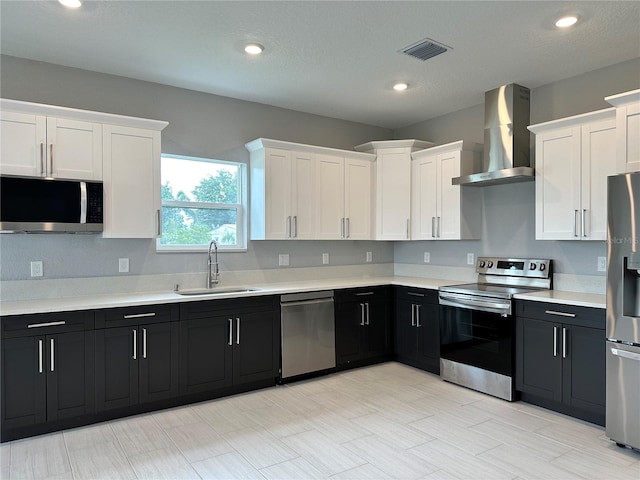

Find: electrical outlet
<box><xmin>30</xmin><ymin>261</ymin><xmax>43</xmax><ymax>277</ymax></box>
<box><xmin>322</xmin><ymin>253</ymin><xmax>329</xmax><ymax>265</ymax></box>
<box><xmin>278</xmin><ymin>254</ymin><xmax>290</xmax><ymax>267</ymax></box>
<box><xmin>366</xmin><ymin>251</ymin><xmax>373</xmax><ymax>263</ymax></box>
<box><xmin>467</xmin><ymin>253</ymin><xmax>475</xmax><ymax>265</ymax></box>
<box><xmin>424</xmin><ymin>252</ymin><xmax>430</xmax><ymax>263</ymax></box>
<box><xmin>118</xmin><ymin>257</ymin><xmax>130</xmax><ymax>273</ymax></box>
<box><xmin>597</xmin><ymin>256</ymin><xmax>606</xmax><ymax>272</ymax></box>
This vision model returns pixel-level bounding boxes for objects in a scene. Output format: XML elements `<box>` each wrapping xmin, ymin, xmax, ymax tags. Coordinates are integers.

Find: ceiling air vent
<box><xmin>401</xmin><ymin>38</ymin><xmax>450</xmax><ymax>61</ymax></box>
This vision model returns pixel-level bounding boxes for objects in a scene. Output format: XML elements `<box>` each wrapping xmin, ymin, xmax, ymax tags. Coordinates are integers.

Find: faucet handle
<box><xmin>174</xmin><ymin>284</ymin><xmax>180</xmax><ymax>292</ymax></box>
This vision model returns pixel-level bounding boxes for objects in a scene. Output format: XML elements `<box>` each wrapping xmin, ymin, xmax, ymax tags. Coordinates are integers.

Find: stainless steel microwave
<box><xmin>0</xmin><ymin>175</ymin><xmax>103</xmax><ymax>233</ymax></box>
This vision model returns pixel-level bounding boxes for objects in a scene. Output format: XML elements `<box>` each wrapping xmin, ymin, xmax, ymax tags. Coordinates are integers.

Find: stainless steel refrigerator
<box><xmin>606</xmin><ymin>172</ymin><xmax>640</xmax><ymax>450</ymax></box>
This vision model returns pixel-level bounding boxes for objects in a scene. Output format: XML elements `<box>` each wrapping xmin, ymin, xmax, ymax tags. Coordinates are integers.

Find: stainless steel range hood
<box><xmin>453</xmin><ymin>84</ymin><xmax>532</xmax><ymax>186</ymax></box>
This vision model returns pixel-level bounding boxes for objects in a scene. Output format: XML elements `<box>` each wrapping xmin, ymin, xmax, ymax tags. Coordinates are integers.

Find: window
<box><xmin>157</xmin><ymin>154</ymin><xmax>246</xmax><ymax>252</ymax></box>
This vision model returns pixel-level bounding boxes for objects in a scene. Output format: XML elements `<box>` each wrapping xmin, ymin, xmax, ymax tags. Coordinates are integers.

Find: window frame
<box><xmin>156</xmin><ymin>153</ymin><xmax>247</xmax><ymax>253</ymax></box>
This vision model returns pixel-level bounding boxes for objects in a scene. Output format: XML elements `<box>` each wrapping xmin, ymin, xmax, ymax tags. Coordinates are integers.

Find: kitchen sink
<box><xmin>174</xmin><ymin>287</ymin><xmax>259</xmax><ymax>296</ymax></box>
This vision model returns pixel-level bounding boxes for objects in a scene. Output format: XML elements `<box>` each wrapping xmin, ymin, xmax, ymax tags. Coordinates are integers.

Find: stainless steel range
<box><xmin>439</xmin><ymin>257</ymin><xmax>552</xmax><ymax>401</ymax></box>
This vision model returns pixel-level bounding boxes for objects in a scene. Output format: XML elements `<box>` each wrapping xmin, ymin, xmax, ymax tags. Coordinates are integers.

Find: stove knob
<box><xmin>529</xmin><ymin>263</ymin><xmax>537</xmax><ymax>270</ymax></box>
<box><xmin>539</xmin><ymin>263</ymin><xmax>546</xmax><ymax>271</ymax></box>
<box><xmin>478</xmin><ymin>260</ymin><xmax>486</xmax><ymax>268</ymax></box>
<box><xmin>487</xmin><ymin>261</ymin><xmax>494</xmax><ymax>268</ymax></box>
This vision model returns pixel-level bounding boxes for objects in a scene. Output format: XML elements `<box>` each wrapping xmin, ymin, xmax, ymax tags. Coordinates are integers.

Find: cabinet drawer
<box><xmin>395</xmin><ymin>286</ymin><xmax>438</xmax><ymax>304</ymax></box>
<box><xmin>335</xmin><ymin>286</ymin><xmax>390</xmax><ymax>304</ymax></box>
<box><xmin>515</xmin><ymin>300</ymin><xmax>604</xmax><ymax>329</ymax></box>
<box><xmin>95</xmin><ymin>303</ymin><xmax>178</xmax><ymax>328</ymax></box>
<box><xmin>179</xmin><ymin>295</ymin><xmax>278</xmax><ymax>320</ymax></box>
<box><xmin>1</xmin><ymin>310</ymin><xmax>93</xmax><ymax>337</ymax></box>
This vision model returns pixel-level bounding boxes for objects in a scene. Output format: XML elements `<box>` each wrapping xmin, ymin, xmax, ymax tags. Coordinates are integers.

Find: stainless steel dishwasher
<box><xmin>280</xmin><ymin>290</ymin><xmax>335</xmax><ymax>380</ymax></box>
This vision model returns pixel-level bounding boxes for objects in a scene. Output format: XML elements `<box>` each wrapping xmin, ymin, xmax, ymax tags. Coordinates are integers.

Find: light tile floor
<box><xmin>3</xmin><ymin>362</ymin><xmax>639</xmax><ymax>479</ymax></box>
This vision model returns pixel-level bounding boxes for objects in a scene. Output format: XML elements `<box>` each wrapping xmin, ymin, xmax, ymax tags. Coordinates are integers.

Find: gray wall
<box><xmin>394</xmin><ymin>58</ymin><xmax>640</xmax><ymax>275</ymax></box>
<box><xmin>0</xmin><ymin>55</ymin><xmax>394</xmax><ymax>281</ymax></box>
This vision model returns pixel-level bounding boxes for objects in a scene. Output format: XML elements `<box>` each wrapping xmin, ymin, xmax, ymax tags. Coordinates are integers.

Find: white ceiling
<box><xmin>1</xmin><ymin>1</ymin><xmax>639</xmax><ymax>129</ymax></box>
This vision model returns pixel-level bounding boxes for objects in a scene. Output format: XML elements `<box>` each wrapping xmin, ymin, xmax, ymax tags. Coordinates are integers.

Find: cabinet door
<box><xmin>0</xmin><ymin>111</ymin><xmax>46</xmax><ymax>176</ymax></box>
<box><xmin>365</xmin><ymin>298</ymin><xmax>392</xmax><ymax>358</ymax></box>
<box><xmin>376</xmin><ymin>151</ymin><xmax>411</xmax><ymax>240</ymax></box>
<box><xmin>291</xmin><ymin>151</ymin><xmax>316</xmax><ymax>239</ymax></box>
<box><xmin>139</xmin><ymin>322</ymin><xmax>179</xmax><ymax>404</ymax></box>
<box><xmin>233</xmin><ymin>310</ymin><xmax>278</xmax><ymax>385</ymax></box>
<box><xmin>616</xmin><ymin>102</ymin><xmax>640</xmax><ymax>173</ymax></box>
<box><xmin>335</xmin><ymin>301</ymin><xmax>365</xmax><ymax>365</ymax></box>
<box><xmin>95</xmin><ymin>326</ymin><xmax>139</xmax><ymax>411</ymax></box>
<box><xmin>102</xmin><ymin>125</ymin><xmax>160</xmax><ymax>238</ymax></box>
<box><xmin>46</xmin><ymin>331</ymin><xmax>95</xmax><ymax>421</ymax></box>
<box><xmin>535</xmin><ymin>127</ymin><xmax>582</xmax><ymax>240</ymax></box>
<box><xmin>46</xmin><ymin>117</ymin><xmax>102</xmax><ymax>180</ymax></box>
<box><xmin>315</xmin><ymin>153</ymin><xmax>344</xmax><ymax>239</ymax></box>
<box><xmin>394</xmin><ymin>298</ymin><xmax>418</xmax><ymax>362</ymax></box>
<box><xmin>179</xmin><ymin>316</ymin><xmax>233</xmax><ymax>395</ymax></box>
<box><xmin>264</xmin><ymin>148</ymin><xmax>293</xmax><ymax>239</ymax></box>
<box><xmin>415</xmin><ymin>302</ymin><xmax>440</xmax><ymax>373</ymax></box>
<box><xmin>515</xmin><ymin>317</ymin><xmax>562</xmax><ymax>402</ymax></box>
<box><xmin>562</xmin><ymin>325</ymin><xmax>606</xmax><ymax>415</ymax></box>
<box><xmin>411</xmin><ymin>155</ymin><xmax>438</xmax><ymax>239</ymax></box>
<box><xmin>344</xmin><ymin>158</ymin><xmax>372</xmax><ymax>240</ymax></box>
<box><xmin>581</xmin><ymin>118</ymin><xmax>617</xmax><ymax>240</ymax></box>
<box><xmin>438</xmin><ymin>150</ymin><xmax>462</xmax><ymax>240</ymax></box>
<box><xmin>1</xmin><ymin>337</ymin><xmax>47</xmax><ymax>429</ymax></box>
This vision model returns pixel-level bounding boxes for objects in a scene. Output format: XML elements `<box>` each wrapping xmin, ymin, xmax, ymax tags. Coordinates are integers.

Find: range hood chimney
<box><xmin>453</xmin><ymin>84</ymin><xmax>532</xmax><ymax>186</ymax></box>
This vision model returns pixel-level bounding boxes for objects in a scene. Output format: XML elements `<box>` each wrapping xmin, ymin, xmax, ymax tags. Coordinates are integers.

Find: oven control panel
<box><xmin>476</xmin><ymin>257</ymin><xmax>551</xmax><ymax>279</ymax></box>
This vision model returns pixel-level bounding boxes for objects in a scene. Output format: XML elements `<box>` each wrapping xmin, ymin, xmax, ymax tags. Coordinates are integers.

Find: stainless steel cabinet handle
<box><xmin>432</xmin><ymin>217</ymin><xmax>436</xmax><ymax>238</ymax></box>
<box><xmin>545</xmin><ymin>310</ymin><xmax>576</xmax><ymax>318</ymax></box>
<box><xmin>407</xmin><ymin>292</ymin><xmax>425</xmax><ymax>297</ymax></box>
<box><xmin>582</xmin><ymin>209</ymin><xmax>586</xmax><ymax>237</ymax></box>
<box><xmin>573</xmin><ymin>209</ymin><xmax>579</xmax><ymax>237</ymax></box>
<box><xmin>340</xmin><ymin>218</ymin><xmax>345</xmax><ymax>239</ymax></box>
<box><xmin>236</xmin><ymin>318</ymin><xmax>240</xmax><ymax>345</ymax></box>
<box><xmin>411</xmin><ymin>304</ymin><xmax>415</xmax><ymax>327</ymax></box>
<box><xmin>38</xmin><ymin>339</ymin><xmax>43</xmax><ymax>374</ymax></box>
<box><xmin>123</xmin><ymin>312</ymin><xmax>156</xmax><ymax>319</ymax></box>
<box><xmin>40</xmin><ymin>142</ymin><xmax>45</xmax><ymax>176</ymax></box>
<box><xmin>406</xmin><ymin>219</ymin><xmax>410</xmax><ymax>239</ymax></box>
<box><xmin>293</xmin><ymin>216</ymin><xmax>298</xmax><ymax>238</ymax></box>
<box><xmin>553</xmin><ymin>326</ymin><xmax>558</xmax><ymax>357</ymax></box>
<box><xmin>355</xmin><ymin>292</ymin><xmax>374</xmax><ymax>296</ymax></box>
<box><xmin>287</xmin><ymin>216</ymin><xmax>292</xmax><ymax>238</ymax></box>
<box><xmin>132</xmin><ymin>329</ymin><xmax>137</xmax><ymax>360</ymax></box>
<box><xmin>49</xmin><ymin>144</ymin><xmax>54</xmax><ymax>175</ymax></box>
<box><xmin>346</xmin><ymin>218</ymin><xmax>350</xmax><ymax>238</ymax></box>
<box><xmin>228</xmin><ymin>319</ymin><xmax>233</xmax><ymax>346</ymax></box>
<box><xmin>50</xmin><ymin>338</ymin><xmax>55</xmax><ymax>372</ymax></box>
<box><xmin>28</xmin><ymin>321</ymin><xmax>66</xmax><ymax>329</ymax></box>
<box><xmin>437</xmin><ymin>217</ymin><xmax>441</xmax><ymax>238</ymax></box>
<box><xmin>415</xmin><ymin>304</ymin><xmax>421</xmax><ymax>328</ymax></box>
<box><xmin>562</xmin><ymin>327</ymin><xmax>567</xmax><ymax>359</ymax></box>
<box><xmin>142</xmin><ymin>328</ymin><xmax>147</xmax><ymax>359</ymax></box>
<box><xmin>360</xmin><ymin>303</ymin><xmax>365</xmax><ymax>326</ymax></box>
<box><xmin>157</xmin><ymin>209</ymin><xmax>162</xmax><ymax>236</ymax></box>
<box><xmin>365</xmin><ymin>303</ymin><xmax>370</xmax><ymax>325</ymax></box>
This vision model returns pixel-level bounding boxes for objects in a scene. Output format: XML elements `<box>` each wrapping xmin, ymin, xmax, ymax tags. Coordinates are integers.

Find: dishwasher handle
<box><xmin>281</xmin><ymin>298</ymin><xmax>334</xmax><ymax>307</ymax></box>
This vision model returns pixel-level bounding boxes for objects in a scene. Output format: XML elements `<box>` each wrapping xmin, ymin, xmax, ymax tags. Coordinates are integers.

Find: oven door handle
<box><xmin>439</xmin><ymin>292</ymin><xmax>511</xmax><ymax>316</ymax></box>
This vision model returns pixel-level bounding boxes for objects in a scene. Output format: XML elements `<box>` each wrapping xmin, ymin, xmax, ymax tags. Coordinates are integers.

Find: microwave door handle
<box><xmin>80</xmin><ymin>182</ymin><xmax>87</xmax><ymax>224</ymax></box>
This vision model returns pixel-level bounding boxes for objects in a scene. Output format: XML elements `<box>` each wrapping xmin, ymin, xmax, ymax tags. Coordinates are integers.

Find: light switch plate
<box><xmin>597</xmin><ymin>256</ymin><xmax>606</xmax><ymax>272</ymax></box>
<box><xmin>30</xmin><ymin>261</ymin><xmax>43</xmax><ymax>277</ymax></box>
<box><xmin>119</xmin><ymin>257</ymin><xmax>130</xmax><ymax>273</ymax></box>
<box><xmin>322</xmin><ymin>253</ymin><xmax>329</xmax><ymax>265</ymax></box>
<box><xmin>467</xmin><ymin>253</ymin><xmax>475</xmax><ymax>265</ymax></box>
<box><xmin>279</xmin><ymin>254</ymin><xmax>290</xmax><ymax>266</ymax></box>
<box><xmin>366</xmin><ymin>251</ymin><xmax>373</xmax><ymax>263</ymax></box>
<box><xmin>424</xmin><ymin>252</ymin><xmax>430</xmax><ymax>263</ymax></box>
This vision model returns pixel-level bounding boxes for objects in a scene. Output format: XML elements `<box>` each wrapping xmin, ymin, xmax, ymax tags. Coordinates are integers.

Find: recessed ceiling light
<box><xmin>393</xmin><ymin>83</ymin><xmax>409</xmax><ymax>91</ymax></box>
<box><xmin>555</xmin><ymin>15</ymin><xmax>578</xmax><ymax>28</ymax></box>
<box><xmin>244</xmin><ymin>43</ymin><xmax>264</xmax><ymax>55</ymax></box>
<box><xmin>59</xmin><ymin>0</ymin><xmax>82</xmax><ymax>8</ymax></box>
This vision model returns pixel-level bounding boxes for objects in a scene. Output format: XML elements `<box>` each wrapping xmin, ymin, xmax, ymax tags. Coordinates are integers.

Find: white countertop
<box><xmin>0</xmin><ymin>275</ymin><xmax>605</xmax><ymax>317</ymax></box>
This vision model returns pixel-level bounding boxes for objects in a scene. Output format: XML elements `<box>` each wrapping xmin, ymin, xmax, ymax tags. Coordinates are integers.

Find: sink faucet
<box><xmin>207</xmin><ymin>239</ymin><xmax>220</xmax><ymax>288</ymax></box>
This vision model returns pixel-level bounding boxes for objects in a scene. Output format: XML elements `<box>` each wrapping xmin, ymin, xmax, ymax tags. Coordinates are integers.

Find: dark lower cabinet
<box><xmin>515</xmin><ymin>300</ymin><xmax>606</xmax><ymax>425</ymax></box>
<box><xmin>179</xmin><ymin>296</ymin><xmax>279</xmax><ymax>395</ymax></box>
<box><xmin>335</xmin><ymin>286</ymin><xmax>392</xmax><ymax>368</ymax></box>
<box><xmin>95</xmin><ymin>305</ymin><xmax>179</xmax><ymax>412</ymax></box>
<box><xmin>1</xmin><ymin>311</ymin><xmax>94</xmax><ymax>441</ymax></box>
<box><xmin>395</xmin><ymin>287</ymin><xmax>439</xmax><ymax>374</ymax></box>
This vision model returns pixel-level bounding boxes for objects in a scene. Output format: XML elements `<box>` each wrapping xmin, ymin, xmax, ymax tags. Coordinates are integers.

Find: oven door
<box><xmin>439</xmin><ymin>301</ymin><xmax>514</xmax><ymax>377</ymax></box>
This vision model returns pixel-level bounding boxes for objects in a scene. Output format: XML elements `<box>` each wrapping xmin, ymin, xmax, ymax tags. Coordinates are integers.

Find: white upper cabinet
<box><xmin>1</xmin><ymin>100</ymin><xmax>102</xmax><ymax>180</ymax></box>
<box><xmin>411</xmin><ymin>141</ymin><xmax>482</xmax><ymax>240</ymax></box>
<box><xmin>102</xmin><ymin>124</ymin><xmax>165</xmax><ymax>238</ymax></box>
<box><xmin>606</xmin><ymin>89</ymin><xmax>640</xmax><ymax>173</ymax></box>
<box><xmin>355</xmin><ymin>139</ymin><xmax>434</xmax><ymax>240</ymax></box>
<box><xmin>529</xmin><ymin>108</ymin><xmax>616</xmax><ymax>241</ymax></box>
<box><xmin>247</xmin><ymin>139</ymin><xmax>316</xmax><ymax>240</ymax></box>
